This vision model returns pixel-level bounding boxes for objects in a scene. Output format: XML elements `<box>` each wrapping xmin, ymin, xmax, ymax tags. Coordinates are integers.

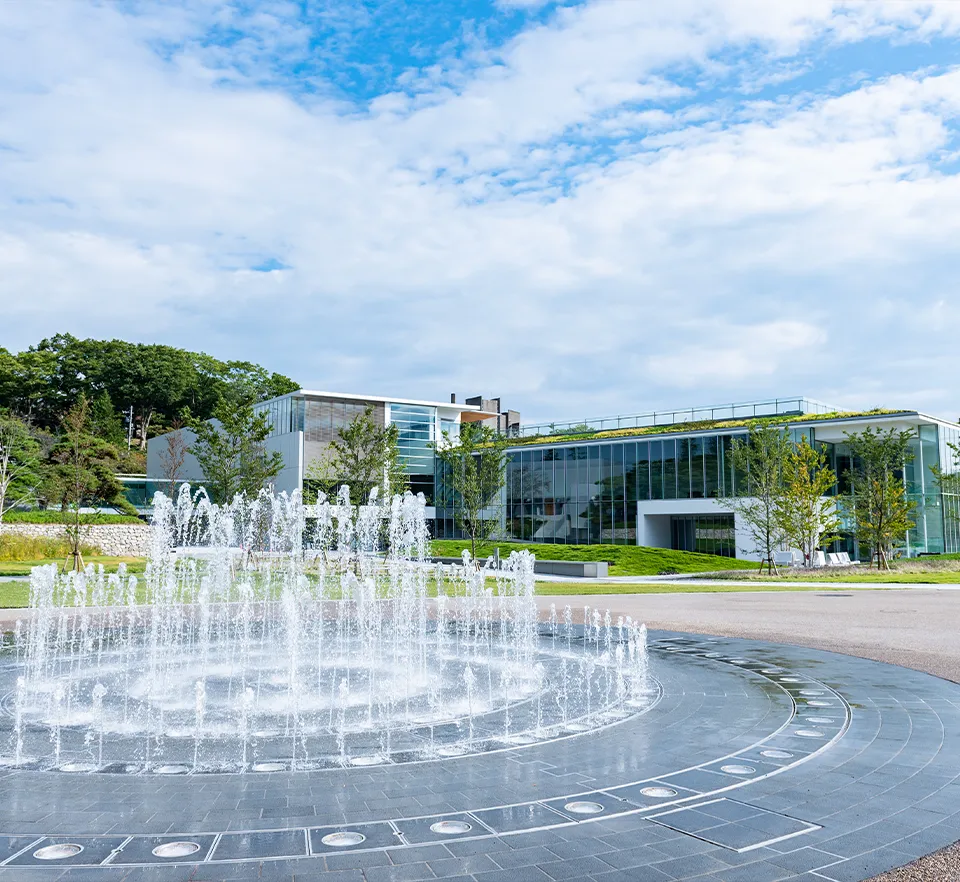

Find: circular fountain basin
<box><xmin>640</xmin><ymin>786</ymin><xmax>677</xmax><ymax>798</ymax></box>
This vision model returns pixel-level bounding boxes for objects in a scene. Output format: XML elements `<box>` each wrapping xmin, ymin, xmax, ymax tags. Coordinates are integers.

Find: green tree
<box><xmin>90</xmin><ymin>391</ymin><xmax>126</xmax><ymax>448</ymax></box>
<box><xmin>304</xmin><ymin>406</ymin><xmax>407</xmax><ymax>506</ymax></box>
<box><xmin>775</xmin><ymin>436</ymin><xmax>841</xmax><ymax>567</ymax></box>
<box><xmin>932</xmin><ymin>441</ymin><xmax>960</xmax><ymax>539</ymax></box>
<box><xmin>188</xmin><ymin>392</ymin><xmax>283</xmax><ymax>504</ymax></box>
<box><xmin>433</xmin><ymin>422</ymin><xmax>510</xmax><ymax>559</ymax></box>
<box><xmin>723</xmin><ymin>424</ymin><xmax>791</xmax><ymax>574</ymax></box>
<box><xmin>46</xmin><ymin>397</ymin><xmax>135</xmax><ymax>571</ymax></box>
<box><xmin>843</xmin><ymin>428</ymin><xmax>916</xmax><ymax>569</ymax></box>
<box><xmin>0</xmin><ymin>335</ymin><xmax>299</xmax><ymax>444</ymax></box>
<box><xmin>0</xmin><ymin>411</ymin><xmax>44</xmax><ymax>523</ymax></box>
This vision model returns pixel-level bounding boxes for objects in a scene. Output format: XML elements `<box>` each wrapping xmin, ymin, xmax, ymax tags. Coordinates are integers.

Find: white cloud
<box><xmin>0</xmin><ymin>0</ymin><xmax>959</xmax><ymax>423</ymax></box>
<box><xmin>644</xmin><ymin>321</ymin><xmax>828</xmax><ymax>388</ymax></box>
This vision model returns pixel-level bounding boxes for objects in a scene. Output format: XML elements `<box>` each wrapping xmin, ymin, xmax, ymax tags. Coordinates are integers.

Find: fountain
<box><xmin>2</xmin><ymin>485</ymin><xmax>650</xmax><ymax>773</ymax></box>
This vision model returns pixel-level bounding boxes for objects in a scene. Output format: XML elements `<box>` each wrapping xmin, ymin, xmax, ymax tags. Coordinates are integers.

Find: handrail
<box><xmin>514</xmin><ymin>397</ymin><xmax>837</xmax><ymax>438</ymax></box>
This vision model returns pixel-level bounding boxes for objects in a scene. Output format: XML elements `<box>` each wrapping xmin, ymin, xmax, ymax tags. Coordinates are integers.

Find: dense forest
<box><xmin>0</xmin><ymin>335</ymin><xmax>298</xmax><ymax>518</ymax></box>
<box><xmin>0</xmin><ymin>334</ymin><xmax>298</xmax><ymax>451</ymax></box>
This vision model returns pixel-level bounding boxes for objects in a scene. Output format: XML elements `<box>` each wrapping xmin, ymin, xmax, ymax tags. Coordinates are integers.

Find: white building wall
<box><xmin>148</xmin><ymin>427</ymin><xmax>304</xmax><ymax>496</ymax></box>
<box><xmin>146</xmin><ymin>427</ymin><xmax>206</xmax><ymax>486</ymax></box>
<box><xmin>636</xmin><ymin>498</ymin><xmax>759</xmax><ymax>561</ymax></box>
<box><xmin>267</xmin><ymin>432</ymin><xmax>303</xmax><ymax>495</ymax></box>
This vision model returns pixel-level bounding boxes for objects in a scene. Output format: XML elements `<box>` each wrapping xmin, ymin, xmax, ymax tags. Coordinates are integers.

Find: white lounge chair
<box><xmin>773</xmin><ymin>551</ymin><xmax>796</xmax><ymax>568</ymax></box>
<box><xmin>812</xmin><ymin>550</ymin><xmax>826</xmax><ymax>568</ymax></box>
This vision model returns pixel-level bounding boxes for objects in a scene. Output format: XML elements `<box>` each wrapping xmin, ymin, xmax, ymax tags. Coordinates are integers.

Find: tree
<box><xmin>843</xmin><ymin>427</ymin><xmax>916</xmax><ymax>569</ymax></box>
<box><xmin>90</xmin><ymin>391</ymin><xmax>126</xmax><ymax>448</ymax></box>
<box><xmin>433</xmin><ymin>422</ymin><xmax>510</xmax><ymax>559</ymax></box>
<box><xmin>0</xmin><ymin>335</ymin><xmax>299</xmax><ymax>446</ymax></box>
<box><xmin>304</xmin><ymin>406</ymin><xmax>407</xmax><ymax>506</ymax></box>
<box><xmin>775</xmin><ymin>436</ymin><xmax>841</xmax><ymax>567</ymax></box>
<box><xmin>157</xmin><ymin>421</ymin><xmax>190</xmax><ymax>495</ymax></box>
<box><xmin>723</xmin><ymin>424</ymin><xmax>791</xmax><ymax>574</ymax></box>
<box><xmin>188</xmin><ymin>392</ymin><xmax>283</xmax><ymax>504</ymax></box>
<box><xmin>933</xmin><ymin>441</ymin><xmax>960</xmax><ymax>539</ymax></box>
<box><xmin>46</xmin><ymin>397</ymin><xmax>135</xmax><ymax>571</ymax></box>
<box><xmin>0</xmin><ymin>411</ymin><xmax>44</xmax><ymax>523</ymax></box>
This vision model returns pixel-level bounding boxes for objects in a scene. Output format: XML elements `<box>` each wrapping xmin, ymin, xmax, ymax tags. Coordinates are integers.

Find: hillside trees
<box><xmin>0</xmin><ymin>335</ymin><xmax>298</xmax><ymax>449</ymax></box>
<box><xmin>0</xmin><ymin>411</ymin><xmax>44</xmax><ymax>523</ymax></box>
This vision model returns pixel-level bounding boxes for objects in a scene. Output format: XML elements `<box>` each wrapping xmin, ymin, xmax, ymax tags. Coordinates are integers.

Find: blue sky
<box><xmin>2</xmin><ymin>0</ymin><xmax>960</xmax><ymax>422</ymax></box>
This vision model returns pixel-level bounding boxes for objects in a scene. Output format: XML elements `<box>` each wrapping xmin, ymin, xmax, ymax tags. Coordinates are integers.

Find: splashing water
<box><xmin>3</xmin><ymin>485</ymin><xmax>651</xmax><ymax>772</ymax></box>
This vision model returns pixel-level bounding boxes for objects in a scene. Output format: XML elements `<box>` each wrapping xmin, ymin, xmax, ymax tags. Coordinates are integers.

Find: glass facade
<box><xmin>389</xmin><ymin>403</ymin><xmax>437</xmax><ymax>501</ymax></box>
<box><xmin>939</xmin><ymin>423</ymin><xmax>960</xmax><ymax>554</ymax></box>
<box><xmin>304</xmin><ymin>399</ymin><xmax>382</xmax><ymax>444</ymax></box>
<box><xmin>435</xmin><ymin>420</ymin><xmax>960</xmax><ymax>557</ymax></box>
<box><xmin>256</xmin><ymin>396</ymin><xmax>305</xmax><ymax>437</ymax></box>
<box><xmin>671</xmin><ymin>515</ymin><xmax>736</xmax><ymax>557</ymax></box>
<box><xmin>437</xmin><ymin>431</ymin><xmax>749</xmax><ymax>546</ymax></box>
<box><xmin>255</xmin><ymin>394</ymin><xmax>439</xmax><ymax>502</ymax></box>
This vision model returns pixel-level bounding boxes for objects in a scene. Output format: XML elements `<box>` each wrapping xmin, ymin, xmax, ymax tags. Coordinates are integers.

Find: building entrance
<box><xmin>670</xmin><ymin>514</ymin><xmax>736</xmax><ymax>558</ymax></box>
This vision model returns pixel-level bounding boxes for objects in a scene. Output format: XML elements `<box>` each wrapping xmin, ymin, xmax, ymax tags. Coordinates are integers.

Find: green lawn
<box><xmin>0</xmin><ymin>556</ymin><xmax>147</xmax><ymax>577</ymax></box>
<box><xmin>0</xmin><ymin>581</ymin><xmax>30</xmax><ymax>608</ymax></box>
<box><xmin>430</xmin><ymin>540</ymin><xmax>756</xmax><ymax>576</ymax></box>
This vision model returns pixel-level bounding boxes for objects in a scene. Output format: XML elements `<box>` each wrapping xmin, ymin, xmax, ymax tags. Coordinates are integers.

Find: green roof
<box><xmin>505</xmin><ymin>408</ymin><xmax>906</xmax><ymax>448</ymax></box>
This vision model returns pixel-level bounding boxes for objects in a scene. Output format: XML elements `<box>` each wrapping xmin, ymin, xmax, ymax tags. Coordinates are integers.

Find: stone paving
<box><xmin>1</xmin><ymin>629</ymin><xmax>958</xmax><ymax>881</ymax></box>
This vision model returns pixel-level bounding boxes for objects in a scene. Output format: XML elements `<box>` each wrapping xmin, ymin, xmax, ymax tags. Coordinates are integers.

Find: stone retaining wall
<box><xmin>0</xmin><ymin>523</ymin><xmax>153</xmax><ymax>557</ymax></box>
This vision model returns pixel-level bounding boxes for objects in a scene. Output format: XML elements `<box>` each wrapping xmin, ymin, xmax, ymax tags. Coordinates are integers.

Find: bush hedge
<box><xmin>2</xmin><ymin>511</ymin><xmax>144</xmax><ymax>525</ymax></box>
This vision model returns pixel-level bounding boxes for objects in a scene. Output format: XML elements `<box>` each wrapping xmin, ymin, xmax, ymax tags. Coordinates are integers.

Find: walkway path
<box><xmin>534</xmin><ymin>588</ymin><xmax>960</xmax><ymax>882</ymax></box>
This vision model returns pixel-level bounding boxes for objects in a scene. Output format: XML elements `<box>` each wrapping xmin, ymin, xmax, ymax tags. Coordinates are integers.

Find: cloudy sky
<box><xmin>1</xmin><ymin>1</ymin><xmax>959</xmax><ymax>424</ymax></box>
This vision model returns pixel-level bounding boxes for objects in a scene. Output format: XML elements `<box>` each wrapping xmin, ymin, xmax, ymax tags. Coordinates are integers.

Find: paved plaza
<box><xmin>0</xmin><ymin>591</ymin><xmax>958</xmax><ymax>881</ymax></box>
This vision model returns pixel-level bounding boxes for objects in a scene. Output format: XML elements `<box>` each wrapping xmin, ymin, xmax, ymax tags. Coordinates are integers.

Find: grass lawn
<box><xmin>0</xmin><ymin>574</ymin><xmax>895</xmax><ymax>610</ymax></box>
<box><xmin>0</xmin><ymin>557</ymin><xmax>147</xmax><ymax>577</ymax></box>
<box><xmin>430</xmin><ymin>540</ymin><xmax>756</xmax><ymax>576</ymax></box>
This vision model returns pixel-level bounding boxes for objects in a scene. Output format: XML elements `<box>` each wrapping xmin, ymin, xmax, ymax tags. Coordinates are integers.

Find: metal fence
<box><xmin>514</xmin><ymin>397</ymin><xmax>838</xmax><ymax>439</ymax></box>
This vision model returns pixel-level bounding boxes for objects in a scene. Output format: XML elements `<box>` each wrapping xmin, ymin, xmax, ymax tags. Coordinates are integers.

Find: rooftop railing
<box><xmin>513</xmin><ymin>397</ymin><xmax>838</xmax><ymax>439</ymax></box>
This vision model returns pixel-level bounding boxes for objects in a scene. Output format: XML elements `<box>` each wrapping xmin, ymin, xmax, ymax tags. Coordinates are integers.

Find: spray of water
<box><xmin>5</xmin><ymin>485</ymin><xmax>650</xmax><ymax>772</ymax></box>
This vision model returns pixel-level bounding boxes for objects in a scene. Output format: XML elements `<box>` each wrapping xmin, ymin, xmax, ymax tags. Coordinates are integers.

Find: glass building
<box><xmin>435</xmin><ymin>400</ymin><xmax>960</xmax><ymax>560</ymax></box>
<box><xmin>247</xmin><ymin>391</ymin><xmax>500</xmax><ymax>502</ymax></box>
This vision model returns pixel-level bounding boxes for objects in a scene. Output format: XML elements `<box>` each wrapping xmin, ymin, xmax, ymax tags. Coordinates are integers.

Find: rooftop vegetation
<box><xmin>504</xmin><ymin>408</ymin><xmax>905</xmax><ymax>448</ymax></box>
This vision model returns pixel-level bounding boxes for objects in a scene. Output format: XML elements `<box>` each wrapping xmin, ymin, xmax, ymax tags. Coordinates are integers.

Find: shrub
<box><xmin>3</xmin><ymin>511</ymin><xmax>143</xmax><ymax>525</ymax></box>
<box><xmin>0</xmin><ymin>533</ymin><xmax>102</xmax><ymax>562</ymax></box>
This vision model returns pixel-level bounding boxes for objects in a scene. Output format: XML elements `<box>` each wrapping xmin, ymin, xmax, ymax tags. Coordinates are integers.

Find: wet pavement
<box><xmin>0</xmin><ymin>624</ymin><xmax>958</xmax><ymax>881</ymax></box>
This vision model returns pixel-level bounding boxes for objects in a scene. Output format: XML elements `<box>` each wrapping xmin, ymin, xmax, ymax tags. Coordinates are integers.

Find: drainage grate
<box><xmin>647</xmin><ymin>798</ymin><xmax>820</xmax><ymax>853</ymax></box>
